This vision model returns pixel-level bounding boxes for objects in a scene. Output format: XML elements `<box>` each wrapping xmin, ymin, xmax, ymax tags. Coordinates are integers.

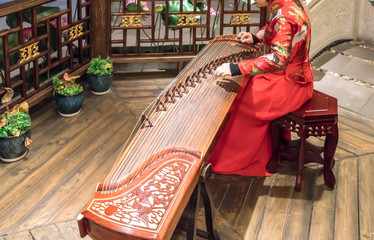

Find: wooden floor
<box><xmin>0</xmin><ymin>70</ymin><xmax>374</xmax><ymax>240</ymax></box>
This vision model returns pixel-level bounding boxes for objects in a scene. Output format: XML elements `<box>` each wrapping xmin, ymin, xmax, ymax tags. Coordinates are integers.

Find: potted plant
<box><xmin>0</xmin><ymin>98</ymin><xmax>32</xmax><ymax>163</ymax></box>
<box><xmin>86</xmin><ymin>56</ymin><xmax>113</xmax><ymax>95</ymax></box>
<box><xmin>53</xmin><ymin>73</ymin><xmax>84</xmax><ymax>117</ymax></box>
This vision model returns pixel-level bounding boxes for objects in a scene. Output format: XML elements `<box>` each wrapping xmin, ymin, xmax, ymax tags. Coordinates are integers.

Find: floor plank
<box><xmin>0</xmin><ymin>98</ymin><xmax>132</xmax><ymax>233</ymax></box>
<box><xmin>47</xmin><ymin>116</ymin><xmax>137</xmax><ymax>223</ymax></box>
<box><xmin>338</xmin><ymin>107</ymin><xmax>374</xmax><ymax>136</ymax></box>
<box><xmin>338</xmin><ymin>121</ymin><xmax>374</xmax><ymax>151</ymax></box>
<box><xmin>14</xmin><ymin>115</ymin><xmax>135</xmax><ymax>232</ymax></box>
<box><xmin>256</xmin><ymin>172</ymin><xmax>294</xmax><ymax>240</ymax></box>
<box><xmin>2</xmin><ymin>231</ymin><xmax>33</xmax><ymax>240</ymax></box>
<box><xmin>309</xmin><ymin>161</ymin><xmax>339</xmax><ymax>240</ymax></box>
<box><xmin>282</xmin><ymin>166</ymin><xmax>317</xmax><ymax>240</ymax></box>
<box><xmin>219</xmin><ymin>180</ymin><xmax>252</xmax><ymax>226</ymax></box>
<box><xmin>207</xmin><ymin>176</ymin><xmax>230</xmax><ymax>209</ymax></box>
<box><xmin>334</xmin><ymin>158</ymin><xmax>359</xmax><ymax>240</ymax></box>
<box><xmin>239</xmin><ymin>176</ymin><xmax>275</xmax><ymax>240</ymax></box>
<box><xmin>358</xmin><ymin>154</ymin><xmax>374</xmax><ymax>240</ymax></box>
<box><xmin>0</xmin><ymin>94</ymin><xmax>114</xmax><ymax>198</ymax></box>
<box><xmin>56</xmin><ymin>220</ymin><xmax>91</xmax><ymax>240</ymax></box>
<box><xmin>30</xmin><ymin>224</ymin><xmax>65</xmax><ymax>240</ymax></box>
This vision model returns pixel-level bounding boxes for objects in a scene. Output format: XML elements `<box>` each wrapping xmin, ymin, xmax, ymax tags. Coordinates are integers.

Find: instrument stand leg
<box><xmin>185</xmin><ymin>164</ymin><xmax>216</xmax><ymax>240</ymax></box>
<box><xmin>186</xmin><ymin>184</ymin><xmax>199</xmax><ymax>240</ymax></box>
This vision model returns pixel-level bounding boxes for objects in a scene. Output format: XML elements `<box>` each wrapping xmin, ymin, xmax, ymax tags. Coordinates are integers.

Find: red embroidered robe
<box><xmin>209</xmin><ymin>0</ymin><xmax>314</xmax><ymax>176</ymax></box>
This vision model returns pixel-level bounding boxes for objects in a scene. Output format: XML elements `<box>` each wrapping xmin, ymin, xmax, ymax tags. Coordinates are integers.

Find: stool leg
<box><xmin>267</xmin><ymin>120</ymin><xmax>282</xmax><ymax>173</ymax></box>
<box><xmin>323</xmin><ymin>124</ymin><xmax>338</xmax><ymax>189</ymax></box>
<box><xmin>295</xmin><ymin>125</ymin><xmax>307</xmax><ymax>192</ymax></box>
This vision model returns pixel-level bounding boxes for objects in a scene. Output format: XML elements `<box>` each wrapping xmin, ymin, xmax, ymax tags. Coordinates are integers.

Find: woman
<box><xmin>210</xmin><ymin>0</ymin><xmax>314</xmax><ymax>176</ymax></box>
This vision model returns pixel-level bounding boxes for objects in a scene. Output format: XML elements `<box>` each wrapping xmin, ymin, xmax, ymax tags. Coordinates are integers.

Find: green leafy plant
<box><xmin>87</xmin><ymin>57</ymin><xmax>113</xmax><ymax>76</ymax></box>
<box><xmin>52</xmin><ymin>73</ymin><xmax>83</xmax><ymax>96</ymax></box>
<box><xmin>0</xmin><ymin>100</ymin><xmax>31</xmax><ymax>137</ymax></box>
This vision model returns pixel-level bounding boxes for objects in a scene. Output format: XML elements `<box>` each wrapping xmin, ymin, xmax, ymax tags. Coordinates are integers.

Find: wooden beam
<box><xmin>0</xmin><ymin>0</ymin><xmax>55</xmax><ymax>17</ymax></box>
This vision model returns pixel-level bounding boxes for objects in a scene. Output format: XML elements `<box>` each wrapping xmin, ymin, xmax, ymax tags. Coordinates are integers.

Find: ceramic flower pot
<box><xmin>87</xmin><ymin>74</ymin><xmax>113</xmax><ymax>95</ymax></box>
<box><xmin>55</xmin><ymin>91</ymin><xmax>85</xmax><ymax>117</ymax></box>
<box><xmin>0</xmin><ymin>127</ymin><xmax>31</xmax><ymax>162</ymax></box>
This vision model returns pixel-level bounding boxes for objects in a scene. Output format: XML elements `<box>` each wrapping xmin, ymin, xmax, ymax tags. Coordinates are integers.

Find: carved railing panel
<box><xmin>0</xmin><ymin>0</ymin><xmax>267</xmax><ymax>113</ymax></box>
<box><xmin>110</xmin><ymin>0</ymin><xmax>266</xmax><ymax>58</ymax></box>
<box><xmin>0</xmin><ymin>0</ymin><xmax>91</xmax><ymax>113</ymax></box>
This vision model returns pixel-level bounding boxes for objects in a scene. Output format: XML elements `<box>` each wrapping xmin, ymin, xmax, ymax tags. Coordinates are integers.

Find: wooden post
<box><xmin>260</xmin><ymin>7</ymin><xmax>268</xmax><ymax>28</ymax></box>
<box><xmin>90</xmin><ymin>0</ymin><xmax>111</xmax><ymax>58</ymax></box>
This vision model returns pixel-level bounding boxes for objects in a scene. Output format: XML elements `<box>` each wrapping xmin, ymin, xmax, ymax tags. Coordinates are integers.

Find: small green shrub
<box><xmin>52</xmin><ymin>73</ymin><xmax>83</xmax><ymax>96</ymax></box>
<box><xmin>87</xmin><ymin>56</ymin><xmax>113</xmax><ymax>76</ymax></box>
<box><xmin>0</xmin><ymin>102</ymin><xmax>31</xmax><ymax>137</ymax></box>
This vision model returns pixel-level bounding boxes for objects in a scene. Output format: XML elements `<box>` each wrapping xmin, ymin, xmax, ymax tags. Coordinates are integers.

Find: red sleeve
<box><xmin>254</xmin><ymin>25</ymin><xmax>267</xmax><ymax>43</ymax></box>
<box><xmin>238</xmin><ymin>15</ymin><xmax>294</xmax><ymax>77</ymax></box>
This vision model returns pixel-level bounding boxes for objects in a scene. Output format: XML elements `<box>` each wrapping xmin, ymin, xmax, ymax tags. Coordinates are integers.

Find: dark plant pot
<box><xmin>55</xmin><ymin>91</ymin><xmax>85</xmax><ymax>117</ymax></box>
<box><xmin>87</xmin><ymin>74</ymin><xmax>113</xmax><ymax>95</ymax></box>
<box><xmin>0</xmin><ymin>128</ymin><xmax>31</xmax><ymax>163</ymax></box>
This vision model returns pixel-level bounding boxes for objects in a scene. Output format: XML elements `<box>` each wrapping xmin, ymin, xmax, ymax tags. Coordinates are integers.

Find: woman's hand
<box><xmin>237</xmin><ymin>31</ymin><xmax>254</xmax><ymax>44</ymax></box>
<box><xmin>215</xmin><ymin>63</ymin><xmax>232</xmax><ymax>77</ymax></box>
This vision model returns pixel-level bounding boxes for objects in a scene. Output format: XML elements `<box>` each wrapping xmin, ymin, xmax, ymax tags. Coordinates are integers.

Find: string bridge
<box><xmin>141</xmin><ymin>114</ymin><xmax>153</xmax><ymax>128</ymax></box>
<box><xmin>156</xmin><ymin>97</ymin><xmax>167</xmax><ymax>111</ymax></box>
<box><xmin>165</xmin><ymin>90</ymin><xmax>176</xmax><ymax>103</ymax></box>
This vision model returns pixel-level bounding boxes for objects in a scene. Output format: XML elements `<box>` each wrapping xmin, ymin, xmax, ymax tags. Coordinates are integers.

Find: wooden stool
<box><xmin>266</xmin><ymin>90</ymin><xmax>339</xmax><ymax>191</ymax></box>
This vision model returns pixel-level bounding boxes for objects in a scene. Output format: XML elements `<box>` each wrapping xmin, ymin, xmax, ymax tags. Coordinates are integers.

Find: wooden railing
<box><xmin>106</xmin><ymin>0</ymin><xmax>267</xmax><ymax>63</ymax></box>
<box><xmin>0</xmin><ymin>0</ymin><xmax>267</xmax><ymax>113</ymax></box>
<box><xmin>0</xmin><ymin>0</ymin><xmax>91</xmax><ymax>113</ymax></box>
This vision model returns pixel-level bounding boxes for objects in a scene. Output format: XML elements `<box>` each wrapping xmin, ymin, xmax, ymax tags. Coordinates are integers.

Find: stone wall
<box><xmin>357</xmin><ymin>0</ymin><xmax>374</xmax><ymax>41</ymax></box>
<box><xmin>304</xmin><ymin>0</ymin><xmax>360</xmax><ymax>57</ymax></box>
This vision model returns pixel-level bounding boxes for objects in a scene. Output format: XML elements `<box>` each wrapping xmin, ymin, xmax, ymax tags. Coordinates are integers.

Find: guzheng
<box><xmin>77</xmin><ymin>35</ymin><xmax>259</xmax><ymax>240</ymax></box>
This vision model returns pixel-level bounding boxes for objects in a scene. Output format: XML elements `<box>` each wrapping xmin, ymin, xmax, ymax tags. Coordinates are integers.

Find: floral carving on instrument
<box><xmin>89</xmin><ymin>160</ymin><xmax>191</xmax><ymax>230</ymax></box>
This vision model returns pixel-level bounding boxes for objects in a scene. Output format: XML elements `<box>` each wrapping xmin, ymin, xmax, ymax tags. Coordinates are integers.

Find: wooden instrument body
<box><xmin>79</xmin><ymin>149</ymin><xmax>202</xmax><ymax>240</ymax></box>
<box><xmin>78</xmin><ymin>35</ymin><xmax>259</xmax><ymax>240</ymax></box>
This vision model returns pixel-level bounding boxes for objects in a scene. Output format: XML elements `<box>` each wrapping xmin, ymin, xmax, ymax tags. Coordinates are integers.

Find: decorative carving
<box><xmin>69</xmin><ymin>23</ymin><xmax>84</xmax><ymax>41</ymax></box>
<box><xmin>231</xmin><ymin>13</ymin><xmax>252</xmax><ymax>25</ymax></box>
<box><xmin>177</xmin><ymin>14</ymin><xmax>199</xmax><ymax>26</ymax></box>
<box><xmin>278</xmin><ymin>117</ymin><xmax>335</xmax><ymax>137</ymax></box>
<box><xmin>120</xmin><ymin>15</ymin><xmax>142</xmax><ymax>27</ymax></box>
<box><xmin>306</xmin><ymin>125</ymin><xmax>334</xmax><ymax>137</ymax></box>
<box><xmin>279</xmin><ymin>118</ymin><xmax>301</xmax><ymax>135</ymax></box>
<box><xmin>19</xmin><ymin>41</ymin><xmax>40</xmax><ymax>63</ymax></box>
<box><xmin>88</xmin><ymin>160</ymin><xmax>191</xmax><ymax>231</ymax></box>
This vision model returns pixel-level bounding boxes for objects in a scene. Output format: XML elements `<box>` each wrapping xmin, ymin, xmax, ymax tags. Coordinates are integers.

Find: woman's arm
<box><xmin>238</xmin><ymin>15</ymin><xmax>294</xmax><ymax>77</ymax></box>
<box><xmin>254</xmin><ymin>25</ymin><xmax>267</xmax><ymax>43</ymax></box>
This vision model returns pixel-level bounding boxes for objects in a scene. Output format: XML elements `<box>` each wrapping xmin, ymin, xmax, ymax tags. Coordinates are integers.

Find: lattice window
<box><xmin>110</xmin><ymin>0</ymin><xmax>266</xmax><ymax>58</ymax></box>
<box><xmin>0</xmin><ymin>0</ymin><xmax>91</xmax><ymax>113</ymax></box>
